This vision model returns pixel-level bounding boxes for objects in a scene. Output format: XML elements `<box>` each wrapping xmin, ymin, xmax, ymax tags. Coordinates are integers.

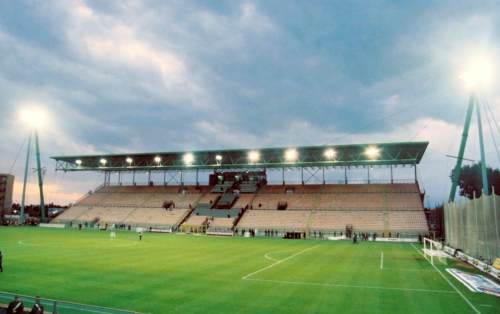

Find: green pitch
<box><xmin>0</xmin><ymin>228</ymin><xmax>498</xmax><ymax>314</ymax></box>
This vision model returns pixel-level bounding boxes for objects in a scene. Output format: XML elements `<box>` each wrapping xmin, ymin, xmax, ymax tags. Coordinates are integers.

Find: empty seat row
<box><xmin>237</xmin><ymin>210</ymin><xmax>310</xmax><ymax>230</ymax></box>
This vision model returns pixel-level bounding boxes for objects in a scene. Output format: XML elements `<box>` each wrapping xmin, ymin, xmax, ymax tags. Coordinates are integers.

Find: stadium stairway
<box><xmin>175</xmin><ymin>193</ymin><xmax>208</xmax><ymax>231</ymax></box>
<box><xmin>304</xmin><ymin>209</ymin><xmax>316</xmax><ymax>235</ymax></box>
<box><xmin>382</xmin><ymin>185</ymin><xmax>390</xmax><ymax>235</ymax></box>
<box><xmin>231</xmin><ymin>189</ymin><xmax>259</xmax><ymax>232</ymax></box>
<box><xmin>173</xmin><ymin>206</ymin><xmax>197</xmax><ymax>231</ymax></box>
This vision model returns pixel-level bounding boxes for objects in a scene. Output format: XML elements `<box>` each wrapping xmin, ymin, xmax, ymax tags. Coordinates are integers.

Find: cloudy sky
<box><xmin>0</xmin><ymin>0</ymin><xmax>499</xmax><ymax>206</ymax></box>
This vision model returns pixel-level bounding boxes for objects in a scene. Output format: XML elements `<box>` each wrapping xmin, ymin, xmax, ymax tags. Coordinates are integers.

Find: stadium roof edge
<box><xmin>51</xmin><ymin>141</ymin><xmax>429</xmax><ymax>172</ymax></box>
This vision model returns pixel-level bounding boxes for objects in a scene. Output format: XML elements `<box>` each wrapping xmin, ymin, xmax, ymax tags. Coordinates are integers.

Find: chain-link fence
<box><xmin>445</xmin><ymin>193</ymin><xmax>500</xmax><ymax>262</ymax></box>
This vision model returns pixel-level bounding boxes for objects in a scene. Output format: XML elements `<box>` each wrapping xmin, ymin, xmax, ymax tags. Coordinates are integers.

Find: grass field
<box><xmin>0</xmin><ymin>227</ymin><xmax>498</xmax><ymax>314</ymax></box>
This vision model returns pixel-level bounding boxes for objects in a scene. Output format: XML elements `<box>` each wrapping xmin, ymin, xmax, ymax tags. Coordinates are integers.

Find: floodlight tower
<box><xmin>448</xmin><ymin>63</ymin><xmax>491</xmax><ymax>202</ymax></box>
<box><xmin>19</xmin><ymin>108</ymin><xmax>46</xmax><ymax>224</ymax></box>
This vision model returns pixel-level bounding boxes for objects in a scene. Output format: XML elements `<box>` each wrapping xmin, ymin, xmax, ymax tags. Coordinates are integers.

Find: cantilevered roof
<box><xmin>51</xmin><ymin>141</ymin><xmax>428</xmax><ymax>172</ymax></box>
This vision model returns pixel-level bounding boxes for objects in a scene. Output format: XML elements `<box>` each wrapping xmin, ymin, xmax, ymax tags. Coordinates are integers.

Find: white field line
<box><xmin>382</xmin><ymin>268</ymin><xmax>435</xmax><ymax>272</ymax></box>
<box><xmin>380</xmin><ymin>251</ymin><xmax>384</xmax><ymax>270</ymax></box>
<box><xmin>244</xmin><ymin>278</ymin><xmax>457</xmax><ymax>294</ymax></box>
<box><xmin>410</xmin><ymin>243</ymin><xmax>481</xmax><ymax>314</ymax></box>
<box><xmin>264</xmin><ymin>252</ymin><xmax>278</xmax><ymax>262</ymax></box>
<box><xmin>18</xmin><ymin>239</ymin><xmax>138</xmax><ymax>248</ymax></box>
<box><xmin>242</xmin><ymin>245</ymin><xmax>319</xmax><ymax>280</ymax></box>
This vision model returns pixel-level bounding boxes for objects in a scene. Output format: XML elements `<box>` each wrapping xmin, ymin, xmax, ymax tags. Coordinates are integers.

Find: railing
<box><xmin>101</xmin><ymin>178</ymin><xmax>418</xmax><ymax>187</ymax></box>
<box><xmin>0</xmin><ymin>291</ymin><xmax>143</xmax><ymax>314</ymax></box>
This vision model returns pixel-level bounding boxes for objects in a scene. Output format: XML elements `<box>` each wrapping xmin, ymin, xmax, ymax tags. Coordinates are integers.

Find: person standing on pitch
<box><xmin>0</xmin><ymin>250</ymin><xmax>3</xmax><ymax>272</ymax></box>
<box><xmin>139</xmin><ymin>231</ymin><xmax>143</xmax><ymax>241</ymax></box>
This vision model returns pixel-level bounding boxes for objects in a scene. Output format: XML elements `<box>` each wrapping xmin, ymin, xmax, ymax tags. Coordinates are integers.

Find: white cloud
<box><xmin>56</xmin><ymin>0</ymin><xmax>213</xmax><ymax>108</ymax></box>
<box><xmin>239</xmin><ymin>2</ymin><xmax>276</xmax><ymax>33</ymax></box>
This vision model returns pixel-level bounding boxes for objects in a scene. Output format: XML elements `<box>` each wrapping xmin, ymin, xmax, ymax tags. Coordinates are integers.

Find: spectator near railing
<box><xmin>0</xmin><ymin>291</ymin><xmax>142</xmax><ymax>314</ymax></box>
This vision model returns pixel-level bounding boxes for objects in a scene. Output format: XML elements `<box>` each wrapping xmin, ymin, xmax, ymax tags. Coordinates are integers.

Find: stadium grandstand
<box><xmin>51</xmin><ymin>141</ymin><xmax>430</xmax><ymax>239</ymax></box>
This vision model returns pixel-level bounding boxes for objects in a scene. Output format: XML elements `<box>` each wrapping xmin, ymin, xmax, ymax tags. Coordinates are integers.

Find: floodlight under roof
<box><xmin>126</xmin><ymin>157</ymin><xmax>133</xmax><ymax>164</ymax></box>
<box><xmin>154</xmin><ymin>156</ymin><xmax>162</xmax><ymax>163</ymax></box>
<box><xmin>75</xmin><ymin>159</ymin><xmax>82</xmax><ymax>165</ymax></box>
<box><xmin>99</xmin><ymin>158</ymin><xmax>107</xmax><ymax>165</ymax></box>
<box><xmin>215</xmin><ymin>154</ymin><xmax>223</xmax><ymax>162</ymax></box>
<box><xmin>183</xmin><ymin>153</ymin><xmax>194</xmax><ymax>165</ymax></box>
<box><xmin>248</xmin><ymin>150</ymin><xmax>260</xmax><ymax>163</ymax></box>
<box><xmin>284</xmin><ymin>148</ymin><xmax>298</xmax><ymax>162</ymax></box>
<box><xmin>365</xmin><ymin>146</ymin><xmax>380</xmax><ymax>160</ymax></box>
<box><xmin>323</xmin><ymin>148</ymin><xmax>337</xmax><ymax>160</ymax></box>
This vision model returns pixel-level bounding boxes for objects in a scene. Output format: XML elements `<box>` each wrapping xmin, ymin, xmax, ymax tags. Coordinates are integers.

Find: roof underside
<box><xmin>51</xmin><ymin>141</ymin><xmax>428</xmax><ymax>172</ymax></box>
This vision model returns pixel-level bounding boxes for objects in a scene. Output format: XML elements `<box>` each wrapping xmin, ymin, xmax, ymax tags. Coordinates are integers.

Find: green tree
<box><xmin>456</xmin><ymin>163</ymin><xmax>500</xmax><ymax>199</ymax></box>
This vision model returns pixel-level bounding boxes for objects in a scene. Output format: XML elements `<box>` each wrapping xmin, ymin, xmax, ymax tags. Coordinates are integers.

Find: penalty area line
<box><xmin>242</xmin><ymin>245</ymin><xmax>320</xmax><ymax>280</ymax></box>
<box><xmin>410</xmin><ymin>243</ymin><xmax>481</xmax><ymax>314</ymax></box>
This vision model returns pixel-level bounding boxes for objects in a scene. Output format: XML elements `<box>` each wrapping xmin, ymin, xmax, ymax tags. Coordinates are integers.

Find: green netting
<box><xmin>445</xmin><ymin>194</ymin><xmax>500</xmax><ymax>262</ymax></box>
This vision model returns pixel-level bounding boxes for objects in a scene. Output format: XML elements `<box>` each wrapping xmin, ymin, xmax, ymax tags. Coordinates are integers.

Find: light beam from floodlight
<box><xmin>100</xmin><ymin>158</ymin><xmax>107</xmax><ymax>165</ymax></box>
<box><xmin>154</xmin><ymin>156</ymin><xmax>162</xmax><ymax>164</ymax></box>
<box><xmin>365</xmin><ymin>146</ymin><xmax>380</xmax><ymax>160</ymax></box>
<box><xmin>75</xmin><ymin>159</ymin><xmax>82</xmax><ymax>166</ymax></box>
<box><xmin>126</xmin><ymin>157</ymin><xmax>133</xmax><ymax>165</ymax></box>
<box><xmin>324</xmin><ymin>148</ymin><xmax>337</xmax><ymax>160</ymax></box>
<box><xmin>248</xmin><ymin>150</ymin><xmax>260</xmax><ymax>163</ymax></box>
<box><xmin>284</xmin><ymin>148</ymin><xmax>298</xmax><ymax>162</ymax></box>
<box><xmin>183</xmin><ymin>153</ymin><xmax>194</xmax><ymax>165</ymax></box>
<box><xmin>215</xmin><ymin>154</ymin><xmax>223</xmax><ymax>164</ymax></box>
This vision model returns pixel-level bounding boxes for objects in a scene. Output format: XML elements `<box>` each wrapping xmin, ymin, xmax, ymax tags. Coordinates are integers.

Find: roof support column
<box><xmin>196</xmin><ymin>169</ymin><xmax>199</xmax><ymax>186</ymax></box>
<box><xmin>301</xmin><ymin>167</ymin><xmax>304</xmax><ymax>185</ymax></box>
<box><xmin>414</xmin><ymin>164</ymin><xmax>417</xmax><ymax>184</ymax></box>
<box><xmin>344</xmin><ymin>167</ymin><xmax>348</xmax><ymax>184</ymax></box>
<box><xmin>367</xmin><ymin>166</ymin><xmax>371</xmax><ymax>184</ymax></box>
<box><xmin>390</xmin><ymin>165</ymin><xmax>393</xmax><ymax>184</ymax></box>
<box><xmin>148</xmin><ymin>170</ymin><xmax>151</xmax><ymax>185</ymax></box>
<box><xmin>103</xmin><ymin>171</ymin><xmax>109</xmax><ymax>186</ymax></box>
<box><xmin>322</xmin><ymin>167</ymin><xmax>325</xmax><ymax>185</ymax></box>
<box><xmin>163</xmin><ymin>170</ymin><xmax>167</xmax><ymax>186</ymax></box>
<box><xmin>282</xmin><ymin>167</ymin><xmax>285</xmax><ymax>185</ymax></box>
<box><xmin>132</xmin><ymin>170</ymin><xmax>136</xmax><ymax>185</ymax></box>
